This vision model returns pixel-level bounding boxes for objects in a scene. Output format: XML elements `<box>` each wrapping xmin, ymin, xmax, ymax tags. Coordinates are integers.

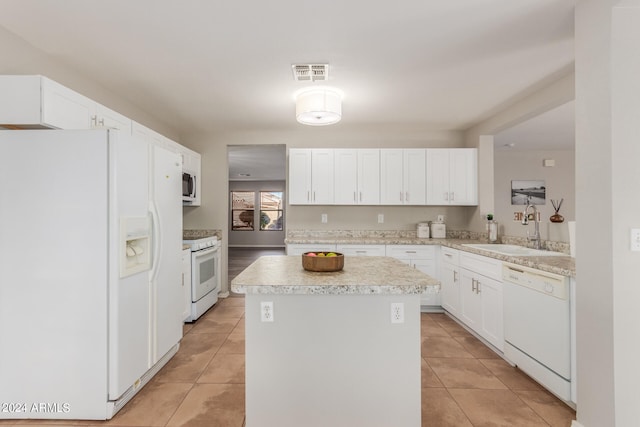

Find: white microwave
<box><xmin>182</xmin><ymin>171</ymin><xmax>196</xmax><ymax>202</ymax></box>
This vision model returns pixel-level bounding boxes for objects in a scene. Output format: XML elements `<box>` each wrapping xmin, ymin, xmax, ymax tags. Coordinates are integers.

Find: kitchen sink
<box><xmin>461</xmin><ymin>244</ymin><xmax>566</xmax><ymax>257</ymax></box>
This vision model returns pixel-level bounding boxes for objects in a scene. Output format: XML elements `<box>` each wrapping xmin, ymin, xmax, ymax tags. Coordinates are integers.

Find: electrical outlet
<box><xmin>378</xmin><ymin>213</ymin><xmax>384</xmax><ymax>223</ymax></box>
<box><xmin>321</xmin><ymin>214</ymin><xmax>328</xmax><ymax>223</ymax></box>
<box><xmin>437</xmin><ymin>214</ymin><xmax>445</xmax><ymax>223</ymax></box>
<box><xmin>390</xmin><ymin>302</ymin><xmax>404</xmax><ymax>324</ymax></box>
<box><xmin>260</xmin><ymin>301</ymin><xmax>274</xmax><ymax>322</ymax></box>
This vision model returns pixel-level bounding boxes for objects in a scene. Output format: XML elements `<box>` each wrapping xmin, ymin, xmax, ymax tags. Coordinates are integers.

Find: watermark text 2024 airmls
<box><xmin>2</xmin><ymin>402</ymin><xmax>71</xmax><ymax>414</ymax></box>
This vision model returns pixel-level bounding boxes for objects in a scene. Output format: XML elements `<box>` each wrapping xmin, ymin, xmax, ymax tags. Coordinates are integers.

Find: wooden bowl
<box><xmin>301</xmin><ymin>252</ymin><xmax>344</xmax><ymax>272</ymax></box>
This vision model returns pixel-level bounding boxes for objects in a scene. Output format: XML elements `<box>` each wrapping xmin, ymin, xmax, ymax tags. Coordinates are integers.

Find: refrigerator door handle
<box><xmin>148</xmin><ymin>203</ymin><xmax>161</xmax><ymax>281</ymax></box>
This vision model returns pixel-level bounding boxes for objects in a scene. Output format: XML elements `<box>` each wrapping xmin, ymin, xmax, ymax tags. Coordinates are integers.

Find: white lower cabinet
<box><xmin>440</xmin><ymin>248</ymin><xmax>460</xmax><ymax>317</ymax></box>
<box><xmin>182</xmin><ymin>248</ymin><xmax>192</xmax><ymax>322</ymax></box>
<box><xmin>336</xmin><ymin>244</ymin><xmax>386</xmax><ymax>256</ymax></box>
<box><xmin>458</xmin><ymin>251</ymin><xmax>504</xmax><ymax>351</ymax></box>
<box><xmin>286</xmin><ymin>244</ymin><xmax>337</xmax><ymax>256</ymax></box>
<box><xmin>386</xmin><ymin>245</ymin><xmax>439</xmax><ymax>308</ymax></box>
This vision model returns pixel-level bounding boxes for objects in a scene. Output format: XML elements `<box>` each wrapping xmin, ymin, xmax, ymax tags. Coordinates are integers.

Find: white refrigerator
<box><xmin>0</xmin><ymin>129</ymin><xmax>183</xmax><ymax>420</ymax></box>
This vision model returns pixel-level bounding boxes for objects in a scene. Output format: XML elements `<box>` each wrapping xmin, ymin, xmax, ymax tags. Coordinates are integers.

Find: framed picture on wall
<box><xmin>511</xmin><ymin>180</ymin><xmax>546</xmax><ymax>205</ymax></box>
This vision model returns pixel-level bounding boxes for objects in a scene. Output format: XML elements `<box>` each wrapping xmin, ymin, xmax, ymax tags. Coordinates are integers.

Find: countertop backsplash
<box><xmin>286</xmin><ymin>229</ymin><xmax>570</xmax><ymax>254</ymax></box>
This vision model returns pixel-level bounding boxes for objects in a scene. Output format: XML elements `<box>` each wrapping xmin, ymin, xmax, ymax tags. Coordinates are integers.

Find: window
<box><xmin>231</xmin><ymin>191</ymin><xmax>255</xmax><ymax>231</ymax></box>
<box><xmin>260</xmin><ymin>191</ymin><xmax>283</xmax><ymax>231</ymax></box>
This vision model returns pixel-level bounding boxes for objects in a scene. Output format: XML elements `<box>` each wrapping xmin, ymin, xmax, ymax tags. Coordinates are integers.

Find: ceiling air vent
<box><xmin>292</xmin><ymin>64</ymin><xmax>329</xmax><ymax>82</ymax></box>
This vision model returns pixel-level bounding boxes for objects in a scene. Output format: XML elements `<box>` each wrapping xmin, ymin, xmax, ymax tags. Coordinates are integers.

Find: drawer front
<box><xmin>440</xmin><ymin>247</ymin><xmax>459</xmax><ymax>265</ymax></box>
<box><xmin>287</xmin><ymin>244</ymin><xmax>337</xmax><ymax>256</ymax></box>
<box><xmin>336</xmin><ymin>244</ymin><xmax>386</xmax><ymax>256</ymax></box>
<box><xmin>385</xmin><ymin>245</ymin><xmax>436</xmax><ymax>259</ymax></box>
<box><xmin>460</xmin><ymin>251</ymin><xmax>502</xmax><ymax>281</ymax></box>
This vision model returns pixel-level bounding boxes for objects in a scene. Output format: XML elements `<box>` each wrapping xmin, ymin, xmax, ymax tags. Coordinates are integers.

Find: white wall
<box><xmin>494</xmin><ymin>149</ymin><xmax>574</xmax><ymax>242</ymax></box>
<box><xmin>575</xmin><ymin>1</ymin><xmax>640</xmax><ymax>425</ymax></box>
<box><xmin>0</xmin><ymin>26</ymin><xmax>179</xmax><ymax>140</ymax></box>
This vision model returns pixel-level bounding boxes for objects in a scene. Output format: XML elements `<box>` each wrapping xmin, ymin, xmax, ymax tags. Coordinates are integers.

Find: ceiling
<box><xmin>494</xmin><ymin>100</ymin><xmax>575</xmax><ymax>151</ymax></box>
<box><xmin>0</xmin><ymin>0</ymin><xmax>575</xmax><ymax>139</ymax></box>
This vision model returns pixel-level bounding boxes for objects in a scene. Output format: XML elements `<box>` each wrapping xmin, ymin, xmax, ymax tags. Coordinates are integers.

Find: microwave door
<box><xmin>190</xmin><ymin>175</ymin><xmax>195</xmax><ymax>197</ymax></box>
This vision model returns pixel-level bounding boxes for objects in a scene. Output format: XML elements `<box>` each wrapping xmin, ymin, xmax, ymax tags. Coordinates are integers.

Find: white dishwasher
<box><xmin>502</xmin><ymin>263</ymin><xmax>571</xmax><ymax>401</ymax></box>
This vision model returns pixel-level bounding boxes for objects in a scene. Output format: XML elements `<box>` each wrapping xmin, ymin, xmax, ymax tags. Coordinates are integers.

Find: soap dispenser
<box><xmin>487</xmin><ymin>214</ymin><xmax>498</xmax><ymax>243</ymax></box>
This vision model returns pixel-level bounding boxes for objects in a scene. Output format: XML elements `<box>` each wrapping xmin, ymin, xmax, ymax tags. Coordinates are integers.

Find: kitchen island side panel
<box><xmin>245</xmin><ymin>293</ymin><xmax>421</xmax><ymax>427</ymax></box>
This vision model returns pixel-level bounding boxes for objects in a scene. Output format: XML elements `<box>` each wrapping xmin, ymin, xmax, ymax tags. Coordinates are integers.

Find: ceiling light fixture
<box><xmin>295</xmin><ymin>86</ymin><xmax>343</xmax><ymax>126</ymax></box>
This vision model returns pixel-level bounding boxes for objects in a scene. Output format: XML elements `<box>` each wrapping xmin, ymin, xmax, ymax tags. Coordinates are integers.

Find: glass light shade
<box><xmin>295</xmin><ymin>87</ymin><xmax>342</xmax><ymax>126</ymax></box>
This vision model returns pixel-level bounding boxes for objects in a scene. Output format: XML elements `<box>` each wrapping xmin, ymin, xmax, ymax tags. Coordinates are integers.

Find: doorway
<box><xmin>227</xmin><ymin>145</ymin><xmax>287</xmax><ymax>248</ymax></box>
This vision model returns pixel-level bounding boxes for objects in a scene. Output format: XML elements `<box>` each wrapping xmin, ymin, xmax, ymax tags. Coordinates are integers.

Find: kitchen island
<box><xmin>231</xmin><ymin>255</ymin><xmax>439</xmax><ymax>427</ymax></box>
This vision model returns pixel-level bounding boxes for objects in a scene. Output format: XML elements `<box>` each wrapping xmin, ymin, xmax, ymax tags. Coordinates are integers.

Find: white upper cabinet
<box><xmin>380</xmin><ymin>149</ymin><xmax>426</xmax><ymax>205</ymax></box>
<box><xmin>289</xmin><ymin>149</ymin><xmax>334</xmax><ymax>205</ymax></box>
<box><xmin>41</xmin><ymin>77</ymin><xmax>96</xmax><ymax>129</ymax></box>
<box><xmin>0</xmin><ymin>76</ymin><xmax>133</xmax><ymax>132</ymax></box>
<box><xmin>289</xmin><ymin>149</ymin><xmax>312</xmax><ymax>204</ymax></box>
<box><xmin>334</xmin><ymin>149</ymin><xmax>380</xmax><ymax>205</ymax></box>
<box><xmin>426</xmin><ymin>148</ymin><xmax>477</xmax><ymax>205</ymax></box>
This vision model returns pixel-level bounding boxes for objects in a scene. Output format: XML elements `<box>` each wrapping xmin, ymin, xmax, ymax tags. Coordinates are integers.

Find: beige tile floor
<box><xmin>0</xmin><ymin>297</ymin><xmax>576</xmax><ymax>427</ymax></box>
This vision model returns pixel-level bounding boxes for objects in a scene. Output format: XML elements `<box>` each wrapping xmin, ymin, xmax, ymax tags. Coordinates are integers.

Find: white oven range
<box><xmin>183</xmin><ymin>236</ymin><xmax>221</xmax><ymax>321</ymax></box>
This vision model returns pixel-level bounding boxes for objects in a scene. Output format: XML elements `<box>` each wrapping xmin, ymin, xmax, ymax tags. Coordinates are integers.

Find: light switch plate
<box><xmin>631</xmin><ymin>229</ymin><xmax>640</xmax><ymax>251</ymax></box>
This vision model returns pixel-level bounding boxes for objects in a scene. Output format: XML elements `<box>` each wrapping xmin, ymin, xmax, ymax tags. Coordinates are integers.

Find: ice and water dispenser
<box><xmin>119</xmin><ymin>216</ymin><xmax>151</xmax><ymax>277</ymax></box>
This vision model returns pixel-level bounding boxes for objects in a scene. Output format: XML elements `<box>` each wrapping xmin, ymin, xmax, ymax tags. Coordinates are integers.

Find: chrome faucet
<box><xmin>522</xmin><ymin>198</ymin><xmax>541</xmax><ymax>249</ymax></box>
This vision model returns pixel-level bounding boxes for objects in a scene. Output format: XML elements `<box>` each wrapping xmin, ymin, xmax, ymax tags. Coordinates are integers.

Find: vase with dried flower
<box><xmin>550</xmin><ymin>198</ymin><xmax>564</xmax><ymax>223</ymax></box>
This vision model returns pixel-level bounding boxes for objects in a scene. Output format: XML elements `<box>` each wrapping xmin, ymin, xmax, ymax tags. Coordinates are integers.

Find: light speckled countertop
<box><xmin>285</xmin><ymin>235</ymin><xmax>575</xmax><ymax>277</ymax></box>
<box><xmin>230</xmin><ymin>255</ymin><xmax>440</xmax><ymax>295</ymax></box>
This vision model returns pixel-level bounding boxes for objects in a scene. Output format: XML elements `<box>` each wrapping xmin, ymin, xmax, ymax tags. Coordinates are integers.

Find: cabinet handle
<box><xmin>354</xmin><ymin>191</ymin><xmax>357</xmax><ymax>202</ymax></box>
<box><xmin>476</xmin><ymin>280</ymin><xmax>481</xmax><ymax>294</ymax></box>
<box><xmin>98</xmin><ymin>118</ymin><xmax>105</xmax><ymax>126</ymax></box>
<box><xmin>307</xmin><ymin>191</ymin><xmax>310</xmax><ymax>202</ymax></box>
<box><xmin>313</xmin><ymin>191</ymin><xmax>316</xmax><ymax>202</ymax></box>
<box><xmin>91</xmin><ymin>115</ymin><xmax>98</xmax><ymax>127</ymax></box>
<box><xmin>471</xmin><ymin>278</ymin><xmax>477</xmax><ymax>292</ymax></box>
<box><xmin>405</xmin><ymin>251</ymin><xmax>416</xmax><ymax>254</ymax></box>
<box><xmin>450</xmin><ymin>192</ymin><xmax>455</xmax><ymax>201</ymax></box>
<box><xmin>453</xmin><ymin>271</ymin><xmax>458</xmax><ymax>282</ymax></box>
<box><xmin>359</xmin><ymin>191</ymin><xmax>362</xmax><ymax>202</ymax></box>
<box><xmin>400</xmin><ymin>191</ymin><xmax>403</xmax><ymax>202</ymax></box>
<box><xmin>406</xmin><ymin>192</ymin><xmax>409</xmax><ymax>202</ymax></box>
<box><xmin>444</xmin><ymin>192</ymin><xmax>449</xmax><ymax>201</ymax></box>
<box><xmin>444</xmin><ymin>253</ymin><xmax>453</xmax><ymax>258</ymax></box>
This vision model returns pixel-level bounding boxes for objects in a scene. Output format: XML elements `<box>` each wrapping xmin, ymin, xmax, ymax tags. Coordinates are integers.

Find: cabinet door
<box><xmin>288</xmin><ymin>149</ymin><xmax>312</xmax><ymax>204</ymax></box>
<box><xmin>449</xmin><ymin>149</ymin><xmax>477</xmax><ymax>205</ymax></box>
<box><xmin>411</xmin><ymin>259</ymin><xmax>441</xmax><ymax>306</ymax></box>
<box><xmin>440</xmin><ymin>262</ymin><xmax>460</xmax><ymax>316</ymax></box>
<box><xmin>459</xmin><ymin>268</ymin><xmax>482</xmax><ymax>331</ymax></box>
<box><xmin>380</xmin><ymin>149</ymin><xmax>404</xmax><ymax>204</ymax></box>
<box><xmin>358</xmin><ymin>149</ymin><xmax>380</xmax><ymax>204</ymax></box>
<box><xmin>426</xmin><ymin>149</ymin><xmax>450</xmax><ymax>205</ymax></box>
<box><xmin>477</xmin><ymin>275</ymin><xmax>503</xmax><ymax>350</ymax></box>
<box><xmin>182</xmin><ymin>249</ymin><xmax>192</xmax><ymax>322</ymax></box>
<box><xmin>403</xmin><ymin>149</ymin><xmax>426</xmax><ymax>205</ymax></box>
<box><xmin>311</xmin><ymin>149</ymin><xmax>334</xmax><ymax>204</ymax></box>
<box><xmin>41</xmin><ymin>77</ymin><xmax>96</xmax><ymax>129</ymax></box>
<box><xmin>334</xmin><ymin>149</ymin><xmax>358</xmax><ymax>204</ymax></box>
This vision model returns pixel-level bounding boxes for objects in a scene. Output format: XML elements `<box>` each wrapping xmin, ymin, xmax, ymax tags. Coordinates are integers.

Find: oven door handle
<box><xmin>193</xmin><ymin>245</ymin><xmax>219</xmax><ymax>257</ymax></box>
